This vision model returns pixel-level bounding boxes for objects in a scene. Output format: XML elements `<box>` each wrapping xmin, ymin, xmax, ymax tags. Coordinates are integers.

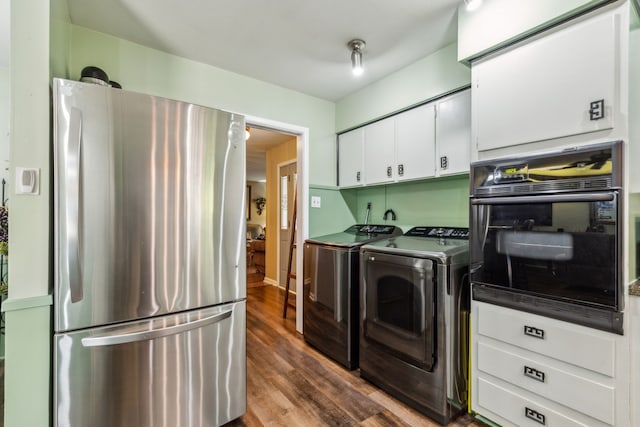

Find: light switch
<box><xmin>311</xmin><ymin>196</ymin><xmax>321</xmax><ymax>208</ymax></box>
<box><xmin>16</xmin><ymin>167</ymin><xmax>40</xmax><ymax>195</ymax></box>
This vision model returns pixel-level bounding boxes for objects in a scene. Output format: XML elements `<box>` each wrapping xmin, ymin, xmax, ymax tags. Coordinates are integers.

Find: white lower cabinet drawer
<box><xmin>476</xmin><ymin>302</ymin><xmax>615</xmax><ymax>377</ymax></box>
<box><xmin>477</xmin><ymin>341</ymin><xmax>614</xmax><ymax>425</ymax></box>
<box><xmin>477</xmin><ymin>376</ymin><xmax>611</xmax><ymax>427</ymax></box>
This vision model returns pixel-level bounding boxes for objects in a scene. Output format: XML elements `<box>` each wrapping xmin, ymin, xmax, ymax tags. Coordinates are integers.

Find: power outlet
<box><xmin>311</xmin><ymin>196</ymin><xmax>321</xmax><ymax>208</ymax></box>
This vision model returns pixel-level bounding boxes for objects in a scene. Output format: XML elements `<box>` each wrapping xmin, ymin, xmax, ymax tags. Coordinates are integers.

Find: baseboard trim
<box><xmin>263</xmin><ymin>277</ymin><xmax>278</xmax><ymax>287</ymax></box>
<box><xmin>263</xmin><ymin>277</ymin><xmax>296</xmax><ymax>294</ymax></box>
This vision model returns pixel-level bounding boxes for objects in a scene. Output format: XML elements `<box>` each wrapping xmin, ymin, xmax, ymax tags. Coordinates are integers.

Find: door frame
<box><xmin>245</xmin><ymin>115</ymin><xmax>308</xmax><ymax>333</ymax></box>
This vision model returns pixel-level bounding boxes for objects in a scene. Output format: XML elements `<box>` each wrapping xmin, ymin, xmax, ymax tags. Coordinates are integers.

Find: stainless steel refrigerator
<box><xmin>52</xmin><ymin>78</ymin><xmax>247</xmax><ymax>427</ymax></box>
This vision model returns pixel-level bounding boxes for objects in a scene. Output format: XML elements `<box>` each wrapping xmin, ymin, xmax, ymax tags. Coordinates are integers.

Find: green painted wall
<box><xmin>335</xmin><ymin>43</ymin><xmax>471</xmax><ymax>132</ymax></box>
<box><xmin>5</xmin><ymin>0</ymin><xmax>53</xmax><ymax>425</ymax></box>
<box><xmin>0</xmin><ymin>67</ymin><xmax>9</xmax><ymax>185</ymax></box>
<box><xmin>66</xmin><ymin>25</ymin><xmax>337</xmax><ymax>188</ymax></box>
<box><xmin>457</xmin><ymin>0</ymin><xmax>609</xmax><ymax>62</ymax></box>
<box><xmin>50</xmin><ymin>0</ymin><xmax>71</xmax><ymax>79</ymax></box>
<box><xmin>308</xmin><ymin>186</ymin><xmax>357</xmax><ymax>238</ymax></box>
<box><xmin>346</xmin><ymin>175</ymin><xmax>470</xmax><ymax>232</ymax></box>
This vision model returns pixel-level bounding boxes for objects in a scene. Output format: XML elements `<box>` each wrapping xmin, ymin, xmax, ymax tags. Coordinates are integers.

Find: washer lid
<box><xmin>305</xmin><ymin>224</ymin><xmax>402</xmax><ymax>248</ymax></box>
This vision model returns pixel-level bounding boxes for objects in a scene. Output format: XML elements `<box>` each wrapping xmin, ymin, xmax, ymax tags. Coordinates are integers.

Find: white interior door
<box><xmin>278</xmin><ymin>162</ymin><xmax>297</xmax><ymax>287</ymax></box>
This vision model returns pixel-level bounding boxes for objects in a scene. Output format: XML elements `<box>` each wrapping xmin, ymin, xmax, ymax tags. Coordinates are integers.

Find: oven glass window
<box><xmin>472</xmin><ymin>198</ymin><xmax>618</xmax><ymax>310</ymax></box>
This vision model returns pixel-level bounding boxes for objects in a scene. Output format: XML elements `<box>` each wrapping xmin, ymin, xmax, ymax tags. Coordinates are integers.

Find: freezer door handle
<box><xmin>67</xmin><ymin>107</ymin><xmax>83</xmax><ymax>303</ymax></box>
<box><xmin>81</xmin><ymin>309</ymin><xmax>233</xmax><ymax>347</ymax></box>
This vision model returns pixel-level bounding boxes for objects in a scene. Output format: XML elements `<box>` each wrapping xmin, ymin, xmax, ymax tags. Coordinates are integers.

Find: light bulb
<box><xmin>464</xmin><ymin>0</ymin><xmax>482</xmax><ymax>11</ymax></box>
<box><xmin>348</xmin><ymin>39</ymin><xmax>366</xmax><ymax>77</ymax></box>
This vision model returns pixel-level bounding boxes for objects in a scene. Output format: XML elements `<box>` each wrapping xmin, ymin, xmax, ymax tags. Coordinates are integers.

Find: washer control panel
<box><xmin>347</xmin><ymin>224</ymin><xmax>401</xmax><ymax>235</ymax></box>
<box><xmin>405</xmin><ymin>226</ymin><xmax>469</xmax><ymax>239</ymax></box>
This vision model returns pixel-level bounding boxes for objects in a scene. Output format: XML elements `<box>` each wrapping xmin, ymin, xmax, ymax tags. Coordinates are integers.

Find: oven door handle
<box><xmin>470</xmin><ymin>192</ymin><xmax>615</xmax><ymax>205</ymax></box>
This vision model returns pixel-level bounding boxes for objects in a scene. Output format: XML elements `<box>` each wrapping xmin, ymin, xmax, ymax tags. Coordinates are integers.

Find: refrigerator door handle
<box><xmin>67</xmin><ymin>107</ymin><xmax>83</xmax><ymax>303</ymax></box>
<box><xmin>80</xmin><ymin>309</ymin><xmax>233</xmax><ymax>347</ymax></box>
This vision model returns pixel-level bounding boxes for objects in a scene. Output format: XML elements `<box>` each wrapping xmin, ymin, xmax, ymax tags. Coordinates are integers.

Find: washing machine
<box><xmin>359</xmin><ymin>226</ymin><xmax>470</xmax><ymax>424</ymax></box>
<box><xmin>303</xmin><ymin>224</ymin><xmax>402</xmax><ymax>369</ymax></box>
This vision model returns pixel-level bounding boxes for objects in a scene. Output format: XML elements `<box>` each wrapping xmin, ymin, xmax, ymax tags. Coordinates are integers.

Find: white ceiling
<box><xmin>63</xmin><ymin>0</ymin><xmax>461</xmax><ymax>101</ymax></box>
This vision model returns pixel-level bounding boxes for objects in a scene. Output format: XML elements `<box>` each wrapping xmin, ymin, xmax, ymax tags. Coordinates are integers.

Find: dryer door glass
<box><xmin>362</xmin><ymin>252</ymin><xmax>436</xmax><ymax>370</ymax></box>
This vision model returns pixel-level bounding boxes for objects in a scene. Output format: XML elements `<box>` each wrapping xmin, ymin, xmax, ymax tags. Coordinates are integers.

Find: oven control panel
<box><xmin>405</xmin><ymin>226</ymin><xmax>469</xmax><ymax>239</ymax></box>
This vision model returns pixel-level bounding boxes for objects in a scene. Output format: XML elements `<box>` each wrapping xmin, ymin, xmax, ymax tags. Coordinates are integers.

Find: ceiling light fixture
<box><xmin>464</xmin><ymin>0</ymin><xmax>482</xmax><ymax>11</ymax></box>
<box><xmin>348</xmin><ymin>39</ymin><xmax>366</xmax><ymax>76</ymax></box>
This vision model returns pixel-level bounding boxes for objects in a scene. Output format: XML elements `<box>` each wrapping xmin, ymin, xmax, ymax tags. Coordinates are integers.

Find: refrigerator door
<box><xmin>53</xmin><ymin>78</ymin><xmax>246</xmax><ymax>332</ymax></box>
<box><xmin>54</xmin><ymin>301</ymin><xmax>246</xmax><ymax>427</ymax></box>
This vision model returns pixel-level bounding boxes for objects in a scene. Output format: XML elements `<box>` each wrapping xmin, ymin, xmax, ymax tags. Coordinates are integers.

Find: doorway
<box><xmin>245</xmin><ymin>117</ymin><xmax>308</xmax><ymax>332</ymax></box>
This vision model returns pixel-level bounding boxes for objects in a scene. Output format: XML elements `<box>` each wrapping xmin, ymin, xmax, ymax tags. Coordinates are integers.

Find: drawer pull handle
<box><xmin>386</xmin><ymin>166</ymin><xmax>392</xmax><ymax>177</ymax></box>
<box><xmin>524</xmin><ymin>365</ymin><xmax>546</xmax><ymax>383</ymax></box>
<box><xmin>525</xmin><ymin>407</ymin><xmax>546</xmax><ymax>425</ymax></box>
<box><xmin>524</xmin><ymin>325</ymin><xmax>545</xmax><ymax>339</ymax></box>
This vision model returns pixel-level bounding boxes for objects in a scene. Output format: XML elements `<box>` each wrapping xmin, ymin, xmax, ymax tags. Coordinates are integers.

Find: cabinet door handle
<box><xmin>440</xmin><ymin>156</ymin><xmax>449</xmax><ymax>170</ymax></box>
<box><xmin>589</xmin><ymin>99</ymin><xmax>605</xmax><ymax>120</ymax></box>
<box><xmin>525</xmin><ymin>407</ymin><xmax>546</xmax><ymax>425</ymax></box>
<box><xmin>356</xmin><ymin>171</ymin><xmax>361</xmax><ymax>182</ymax></box>
<box><xmin>523</xmin><ymin>365</ymin><xmax>546</xmax><ymax>383</ymax></box>
<box><xmin>386</xmin><ymin>166</ymin><xmax>392</xmax><ymax>177</ymax></box>
<box><xmin>397</xmin><ymin>164</ymin><xmax>404</xmax><ymax>176</ymax></box>
<box><xmin>524</xmin><ymin>325</ymin><xmax>545</xmax><ymax>339</ymax></box>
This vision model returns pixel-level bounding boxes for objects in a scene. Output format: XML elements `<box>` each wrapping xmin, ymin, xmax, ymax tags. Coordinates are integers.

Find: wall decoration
<box><xmin>254</xmin><ymin>197</ymin><xmax>266</xmax><ymax>216</ymax></box>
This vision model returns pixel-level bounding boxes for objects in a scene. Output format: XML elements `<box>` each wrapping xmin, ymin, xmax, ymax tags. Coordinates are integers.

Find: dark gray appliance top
<box><xmin>361</xmin><ymin>226</ymin><xmax>469</xmax><ymax>264</ymax></box>
<box><xmin>305</xmin><ymin>224</ymin><xmax>402</xmax><ymax>248</ymax></box>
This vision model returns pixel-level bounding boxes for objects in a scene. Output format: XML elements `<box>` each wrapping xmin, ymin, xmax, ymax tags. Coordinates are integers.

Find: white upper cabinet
<box><xmin>473</xmin><ymin>9</ymin><xmax>620</xmax><ymax>152</ymax></box>
<box><xmin>396</xmin><ymin>103</ymin><xmax>436</xmax><ymax>181</ymax></box>
<box><xmin>337</xmin><ymin>89</ymin><xmax>471</xmax><ymax>188</ymax></box>
<box><xmin>435</xmin><ymin>90</ymin><xmax>471</xmax><ymax>176</ymax></box>
<box><xmin>337</xmin><ymin>128</ymin><xmax>364</xmax><ymax>188</ymax></box>
<box><xmin>364</xmin><ymin>117</ymin><xmax>396</xmax><ymax>185</ymax></box>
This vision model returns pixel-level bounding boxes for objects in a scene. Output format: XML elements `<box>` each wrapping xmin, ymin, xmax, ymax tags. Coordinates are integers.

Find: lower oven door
<box><xmin>470</xmin><ymin>191</ymin><xmax>622</xmax><ymax>333</ymax></box>
<box><xmin>361</xmin><ymin>251</ymin><xmax>436</xmax><ymax>371</ymax></box>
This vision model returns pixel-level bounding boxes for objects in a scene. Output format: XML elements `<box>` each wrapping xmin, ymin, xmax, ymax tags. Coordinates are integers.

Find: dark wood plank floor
<box><xmin>226</xmin><ymin>284</ymin><xmax>485</xmax><ymax>427</ymax></box>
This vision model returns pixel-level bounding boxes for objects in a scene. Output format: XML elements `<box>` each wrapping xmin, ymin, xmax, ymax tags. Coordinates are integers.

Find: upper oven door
<box><xmin>361</xmin><ymin>251</ymin><xmax>436</xmax><ymax>371</ymax></box>
<box><xmin>470</xmin><ymin>191</ymin><xmax>620</xmax><ymax>312</ymax></box>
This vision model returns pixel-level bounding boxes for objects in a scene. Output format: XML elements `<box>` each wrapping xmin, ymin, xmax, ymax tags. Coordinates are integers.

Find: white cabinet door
<box><xmin>435</xmin><ymin>90</ymin><xmax>471</xmax><ymax>176</ymax></box>
<box><xmin>338</xmin><ymin>128</ymin><xmax>364</xmax><ymax>187</ymax></box>
<box><xmin>364</xmin><ymin>117</ymin><xmax>395</xmax><ymax>185</ymax></box>
<box><xmin>396</xmin><ymin>103</ymin><xmax>436</xmax><ymax>181</ymax></box>
<box><xmin>474</xmin><ymin>10</ymin><xmax>619</xmax><ymax>151</ymax></box>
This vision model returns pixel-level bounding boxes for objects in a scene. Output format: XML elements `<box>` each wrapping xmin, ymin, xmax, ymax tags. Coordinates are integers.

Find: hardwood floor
<box><xmin>226</xmin><ymin>284</ymin><xmax>485</xmax><ymax>427</ymax></box>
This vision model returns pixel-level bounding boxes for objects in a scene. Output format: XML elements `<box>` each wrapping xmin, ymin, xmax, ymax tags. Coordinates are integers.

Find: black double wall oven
<box><xmin>469</xmin><ymin>141</ymin><xmax>623</xmax><ymax>334</ymax></box>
